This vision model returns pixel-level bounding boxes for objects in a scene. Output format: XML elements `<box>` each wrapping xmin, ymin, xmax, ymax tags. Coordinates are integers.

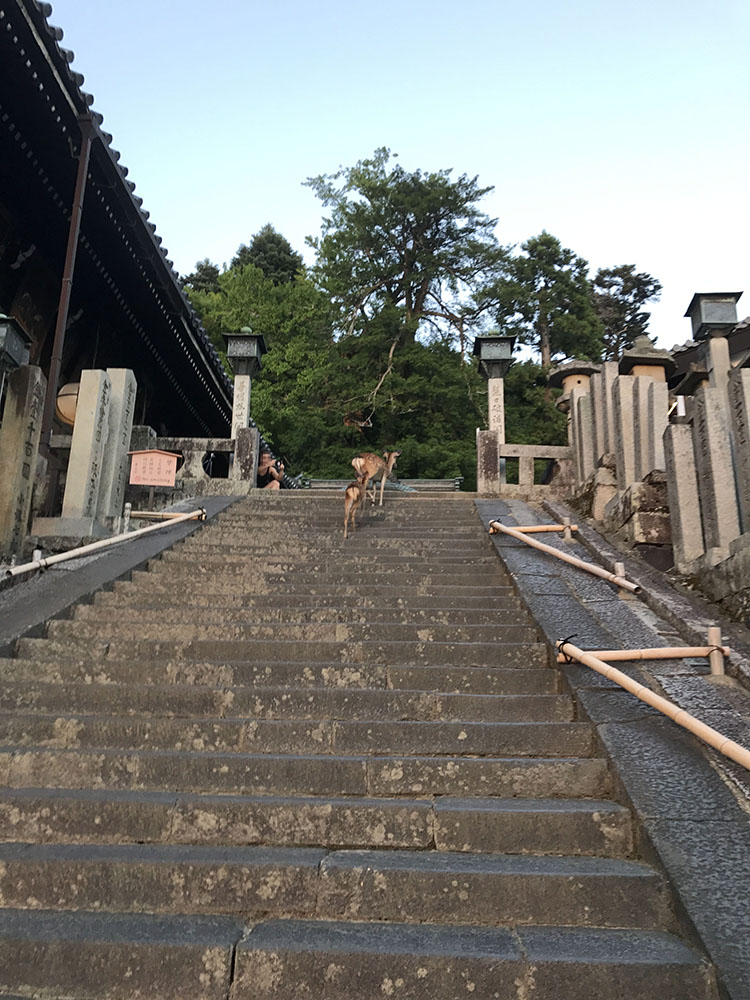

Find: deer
<box><xmin>343</xmin><ymin>475</ymin><xmax>366</xmax><ymax>539</ymax></box>
<box><xmin>351</xmin><ymin>450</ymin><xmax>401</xmax><ymax>508</ymax></box>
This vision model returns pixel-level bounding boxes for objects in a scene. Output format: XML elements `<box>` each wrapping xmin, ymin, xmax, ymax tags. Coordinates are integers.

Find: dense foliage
<box><xmin>182</xmin><ymin>151</ymin><xmax>659</xmax><ymax>486</ymax></box>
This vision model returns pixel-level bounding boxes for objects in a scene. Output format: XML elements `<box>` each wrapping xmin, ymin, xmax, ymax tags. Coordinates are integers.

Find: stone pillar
<box><xmin>97</xmin><ymin>368</ymin><xmax>137</xmax><ymax>523</ymax></box>
<box><xmin>644</xmin><ymin>380</ymin><xmax>669</xmax><ymax>476</ymax></box>
<box><xmin>233</xmin><ymin>426</ymin><xmax>259</xmax><ymax>483</ymax></box>
<box><xmin>487</xmin><ymin>377</ymin><xmax>505</xmax><ymax>443</ymax></box>
<box><xmin>612</xmin><ymin>376</ymin><xmax>636</xmax><ymax>492</ymax></box>
<box><xmin>596</xmin><ymin>361</ymin><xmax>618</xmax><ymax>458</ymax></box>
<box><xmin>0</xmin><ymin>365</ymin><xmax>46</xmax><ymax>558</ymax></box>
<box><xmin>61</xmin><ymin>369</ymin><xmax>111</xmax><ymax>525</ymax></box>
<box><xmin>477</xmin><ymin>430</ymin><xmax>500</xmax><ymax>494</ymax></box>
<box><xmin>707</xmin><ymin>335</ymin><xmax>731</xmax><ymax>407</ymax></box>
<box><xmin>729</xmin><ymin>367</ymin><xmax>750</xmax><ymax>531</ymax></box>
<box><xmin>518</xmin><ymin>455</ymin><xmax>534</xmax><ymax>487</ymax></box>
<box><xmin>664</xmin><ymin>423</ymin><xmax>705</xmax><ymax>572</ymax></box>
<box><xmin>631</xmin><ymin>377</ymin><xmax>652</xmax><ymax>482</ymax></box>
<box><xmin>129</xmin><ymin>425</ymin><xmax>157</xmax><ymax>451</ymax></box>
<box><xmin>692</xmin><ymin>385</ymin><xmax>740</xmax><ymax>556</ymax></box>
<box><xmin>571</xmin><ymin>388</ymin><xmax>594</xmax><ymax>484</ymax></box>
<box><xmin>231</xmin><ymin>374</ymin><xmax>252</xmax><ymax>441</ymax></box>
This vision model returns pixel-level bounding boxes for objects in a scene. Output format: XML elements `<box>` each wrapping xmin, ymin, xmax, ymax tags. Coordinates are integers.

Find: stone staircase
<box><xmin>0</xmin><ymin>493</ymin><xmax>718</xmax><ymax>998</ymax></box>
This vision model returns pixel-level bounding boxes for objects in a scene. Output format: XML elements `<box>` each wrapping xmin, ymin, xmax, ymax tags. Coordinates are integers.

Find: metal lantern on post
<box><xmin>222</xmin><ymin>326</ymin><xmax>268</xmax><ymax>440</ymax></box>
<box><xmin>473</xmin><ymin>333</ymin><xmax>516</xmax><ymax>440</ymax></box>
<box><xmin>0</xmin><ymin>313</ymin><xmax>31</xmax><ymax>423</ymax></box>
<box><xmin>684</xmin><ymin>292</ymin><xmax>742</xmax><ymax>402</ymax></box>
<box><xmin>0</xmin><ymin>313</ymin><xmax>31</xmax><ymax>373</ymax></box>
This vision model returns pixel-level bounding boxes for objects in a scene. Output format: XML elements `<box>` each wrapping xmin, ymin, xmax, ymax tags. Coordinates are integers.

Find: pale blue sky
<box><xmin>48</xmin><ymin>0</ymin><xmax>750</xmax><ymax>348</ymax></box>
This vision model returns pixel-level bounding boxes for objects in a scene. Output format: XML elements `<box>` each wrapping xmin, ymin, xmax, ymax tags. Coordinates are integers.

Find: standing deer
<box><xmin>351</xmin><ymin>450</ymin><xmax>401</xmax><ymax>508</ymax></box>
<box><xmin>343</xmin><ymin>475</ymin><xmax>366</xmax><ymax>539</ymax></box>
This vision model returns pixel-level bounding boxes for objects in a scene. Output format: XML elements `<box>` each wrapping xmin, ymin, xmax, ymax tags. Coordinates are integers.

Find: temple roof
<box><xmin>0</xmin><ymin>1</ymin><xmax>233</xmax><ymax>434</ymax></box>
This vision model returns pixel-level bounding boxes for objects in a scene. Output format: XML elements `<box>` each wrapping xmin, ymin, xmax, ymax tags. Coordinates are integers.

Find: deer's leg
<box><xmin>379</xmin><ymin>471</ymin><xmax>386</xmax><ymax>506</ymax></box>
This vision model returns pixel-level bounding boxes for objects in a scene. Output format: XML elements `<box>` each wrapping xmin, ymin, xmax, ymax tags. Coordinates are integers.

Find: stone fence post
<box><xmin>0</xmin><ymin>365</ymin><xmax>46</xmax><ymax>559</ymax></box>
<box><xmin>692</xmin><ymin>385</ymin><xmax>740</xmax><ymax>559</ymax></box>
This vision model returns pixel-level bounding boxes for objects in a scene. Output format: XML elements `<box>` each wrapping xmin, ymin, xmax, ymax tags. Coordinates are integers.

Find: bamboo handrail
<box><xmin>4</xmin><ymin>508</ymin><xmax>207</xmax><ymax>580</ymax></box>
<box><xmin>129</xmin><ymin>510</ymin><xmax>203</xmax><ymax>521</ymax></box>
<box><xmin>556</xmin><ymin>638</ymin><xmax>750</xmax><ymax>772</ymax></box>
<box><xmin>513</xmin><ymin>524</ymin><xmax>579</xmax><ymax>534</ymax></box>
<box><xmin>556</xmin><ymin>645</ymin><xmax>731</xmax><ymax>663</ymax></box>
<box><xmin>489</xmin><ymin>520</ymin><xmax>640</xmax><ymax>594</ymax></box>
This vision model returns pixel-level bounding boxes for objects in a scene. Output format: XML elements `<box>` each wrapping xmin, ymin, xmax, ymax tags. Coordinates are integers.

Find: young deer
<box><xmin>343</xmin><ymin>476</ymin><xmax>366</xmax><ymax>539</ymax></box>
<box><xmin>351</xmin><ymin>450</ymin><xmax>401</xmax><ymax>508</ymax></box>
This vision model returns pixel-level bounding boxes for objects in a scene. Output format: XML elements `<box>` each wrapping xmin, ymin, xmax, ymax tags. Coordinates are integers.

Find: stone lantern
<box><xmin>473</xmin><ymin>333</ymin><xmax>515</xmax><ymax>441</ymax></box>
<box><xmin>548</xmin><ymin>360</ymin><xmax>600</xmax><ymax>414</ymax></box>
<box><xmin>618</xmin><ymin>335</ymin><xmax>675</xmax><ymax>382</ymax></box>
<box><xmin>222</xmin><ymin>326</ymin><xmax>267</xmax><ymax>440</ymax></box>
<box><xmin>684</xmin><ymin>292</ymin><xmax>742</xmax><ymax>402</ymax></box>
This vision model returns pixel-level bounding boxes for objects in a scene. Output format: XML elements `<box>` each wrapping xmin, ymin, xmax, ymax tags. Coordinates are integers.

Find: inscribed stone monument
<box><xmin>663</xmin><ymin>423</ymin><xmax>705</xmax><ymax>571</ymax></box>
<box><xmin>692</xmin><ymin>385</ymin><xmax>740</xmax><ymax>554</ymax></box>
<box><xmin>0</xmin><ymin>365</ymin><xmax>46</xmax><ymax>558</ymax></box>
<box><xmin>97</xmin><ymin>368</ymin><xmax>137</xmax><ymax>523</ymax></box>
<box><xmin>61</xmin><ymin>369</ymin><xmax>111</xmax><ymax>525</ymax></box>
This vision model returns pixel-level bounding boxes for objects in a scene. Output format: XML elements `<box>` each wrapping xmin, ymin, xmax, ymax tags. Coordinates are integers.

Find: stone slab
<box><xmin>61</xmin><ymin>369</ymin><xmax>111</xmax><ymax>522</ymax></box>
<box><xmin>0</xmin><ymin>365</ymin><xmax>46</xmax><ymax>559</ymax></box>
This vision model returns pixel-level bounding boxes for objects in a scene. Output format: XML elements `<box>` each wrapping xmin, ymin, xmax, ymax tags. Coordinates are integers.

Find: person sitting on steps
<box><xmin>257</xmin><ymin>449</ymin><xmax>285</xmax><ymax>490</ymax></box>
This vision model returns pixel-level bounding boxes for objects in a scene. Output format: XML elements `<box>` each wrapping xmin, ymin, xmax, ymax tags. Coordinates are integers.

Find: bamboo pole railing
<box><xmin>5</xmin><ymin>508</ymin><xmax>207</xmax><ymax>580</ymax></box>
<box><xmin>556</xmin><ymin>638</ymin><xmax>750</xmax><ymax>772</ymax></box>
<box><xmin>489</xmin><ymin>520</ymin><xmax>640</xmax><ymax>594</ymax></box>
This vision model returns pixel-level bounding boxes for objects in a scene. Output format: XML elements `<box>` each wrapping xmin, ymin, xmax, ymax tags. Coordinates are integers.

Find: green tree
<box><xmin>182</xmin><ymin>258</ymin><xmax>221</xmax><ymax>295</ymax></box>
<box><xmin>593</xmin><ymin>264</ymin><xmax>662</xmax><ymax>361</ymax></box>
<box><xmin>232</xmin><ymin>224</ymin><xmax>303</xmax><ymax>284</ymax></box>
<box><xmin>305</xmin><ymin>147</ymin><xmax>505</xmax><ymax>348</ymax></box>
<box><xmin>485</xmin><ymin>232</ymin><xmax>603</xmax><ymax>368</ymax></box>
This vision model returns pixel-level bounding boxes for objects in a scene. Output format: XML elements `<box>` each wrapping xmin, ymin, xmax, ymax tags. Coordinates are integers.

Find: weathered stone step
<box><xmin>0</xmin><ymin>788</ymin><xmax>629</xmax><ymax>854</ymax></box>
<box><xmin>433</xmin><ymin>796</ymin><xmax>632</xmax><ymax>856</ymax></box>
<box><xmin>0</xmin><ymin>658</ymin><xmax>553</xmax><ymax>695</ymax></box>
<box><xmin>161</xmin><ymin>549</ymin><xmax>500</xmax><ymax>567</ymax></box>
<box><xmin>48</xmin><ymin>619</ymin><xmax>539</xmax><ymax>646</ymax></box>
<box><xmin>17</xmin><ymin>637</ymin><xmax>550</xmax><ymax>669</ymax></box>
<box><xmin>180</xmin><ymin>537</ymin><xmax>494</xmax><ymax>553</ymax></box>
<box><xmin>230</xmin><ymin>919</ymin><xmax>715</xmax><ymax>1000</ymax></box>
<box><xmin>0</xmin><ymin>787</ymin><xmax>435</xmax><ymax>848</ymax></box>
<box><xmin>0</xmin><ymin>908</ymin><xmax>243</xmax><ymax>999</ymax></box>
<box><xmin>0</xmin><ymin>681</ymin><xmax>571</xmax><ymax>723</ymax></box>
<box><xmin>75</xmin><ymin>603</ymin><xmax>526</xmax><ymax>626</ymax></box>
<box><xmin>387</xmin><ymin>664</ymin><xmax>557</xmax><ymax>694</ymax></box>
<box><xmin>122</xmin><ymin>573</ymin><xmax>510</xmax><ymax>598</ymax></box>
<box><xmin>0</xmin><ymin>844</ymin><xmax>669</xmax><ymax>929</ymax></box>
<box><xmin>0</xmin><ymin>716</ymin><xmax>590</xmax><ymax>757</ymax></box>
<box><xmin>4</xmin><ymin>749</ymin><xmax>610</xmax><ymax>799</ymax></box>
<box><xmin>145</xmin><ymin>561</ymin><xmax>509</xmax><ymax>581</ymax></box>
<box><xmin>0</xmin><ymin>655</ymin><xmax>392</xmax><ymax>689</ymax></box>
<box><xmin>100</xmin><ymin>586</ymin><xmax>520</xmax><ymax>611</ymax></box>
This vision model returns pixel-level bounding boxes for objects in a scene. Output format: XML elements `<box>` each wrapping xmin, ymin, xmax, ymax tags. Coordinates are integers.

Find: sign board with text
<box><xmin>128</xmin><ymin>449</ymin><xmax>180</xmax><ymax>487</ymax></box>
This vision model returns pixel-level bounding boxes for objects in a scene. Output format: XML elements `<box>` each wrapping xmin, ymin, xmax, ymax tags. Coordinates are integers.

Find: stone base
<box><xmin>31</xmin><ymin>517</ymin><xmax>110</xmax><ymax>539</ymax></box>
<box><xmin>603</xmin><ymin>472</ymin><xmax>671</xmax><ymax>546</ymax></box>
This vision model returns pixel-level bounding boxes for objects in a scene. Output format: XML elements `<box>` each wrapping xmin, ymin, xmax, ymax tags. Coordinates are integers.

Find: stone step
<box><xmin>0</xmin><ymin>788</ymin><xmax>630</xmax><ymax>854</ymax></box>
<box><xmin>144</xmin><ymin>561</ymin><xmax>510</xmax><ymax>582</ymax></box>
<box><xmin>0</xmin><ymin>681</ymin><xmax>572</xmax><ymax>723</ymax></box>
<box><xmin>0</xmin><ymin>658</ymin><xmax>554</xmax><ymax>694</ymax></box>
<box><xmin>47</xmin><ymin>619</ymin><xmax>539</xmax><ymax>646</ymax></box>
<box><xmin>100</xmin><ymin>586</ymin><xmax>521</xmax><ymax>611</ymax></box>
<box><xmin>387</xmin><ymin>664</ymin><xmax>558</xmax><ymax>694</ymax></box>
<box><xmin>179</xmin><ymin>538</ymin><xmax>495</xmax><ymax>553</ymax></box>
<box><xmin>161</xmin><ymin>549</ymin><xmax>501</xmax><ymax>567</ymax></box>
<box><xmin>122</xmin><ymin>574</ymin><xmax>510</xmax><ymax>598</ymax></box>
<box><xmin>0</xmin><ymin>788</ymin><xmax>435</xmax><ymax>849</ymax></box>
<box><xmin>0</xmin><ymin>716</ymin><xmax>591</xmax><ymax>758</ymax></box>
<box><xmin>230</xmin><ymin>919</ymin><xmax>715</xmax><ymax>1000</ymax></box>
<box><xmin>74</xmin><ymin>603</ymin><xmax>526</xmax><ymax>626</ymax></box>
<box><xmin>17</xmin><ymin>637</ymin><xmax>551</xmax><ymax>669</ymax></box>
<box><xmin>0</xmin><ymin>845</ymin><xmax>670</xmax><ymax>929</ymax></box>
<box><xmin>0</xmin><ymin>908</ymin><xmax>243</xmax><ymax>1000</ymax></box>
<box><xmin>4</xmin><ymin>749</ymin><xmax>610</xmax><ymax>799</ymax></box>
